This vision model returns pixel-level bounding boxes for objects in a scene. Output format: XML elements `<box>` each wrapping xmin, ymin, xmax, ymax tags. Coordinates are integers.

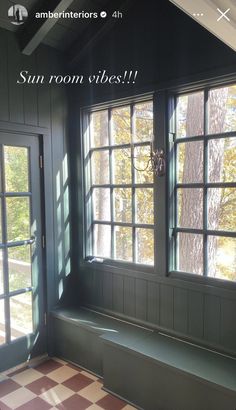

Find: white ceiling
<box><xmin>169</xmin><ymin>0</ymin><xmax>236</xmax><ymax>51</ymax></box>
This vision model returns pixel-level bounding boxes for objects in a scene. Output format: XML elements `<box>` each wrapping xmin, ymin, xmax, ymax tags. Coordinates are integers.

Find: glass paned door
<box><xmin>0</xmin><ymin>132</ymin><xmax>45</xmax><ymax>371</ymax></box>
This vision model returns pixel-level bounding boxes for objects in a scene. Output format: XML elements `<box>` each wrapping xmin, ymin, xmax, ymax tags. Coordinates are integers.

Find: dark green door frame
<box><xmin>0</xmin><ymin>132</ymin><xmax>46</xmax><ymax>371</ymax></box>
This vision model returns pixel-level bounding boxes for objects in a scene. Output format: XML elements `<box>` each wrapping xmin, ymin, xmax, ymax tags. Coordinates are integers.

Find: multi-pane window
<box><xmin>172</xmin><ymin>84</ymin><xmax>236</xmax><ymax>281</ymax></box>
<box><xmin>83</xmin><ymin>100</ymin><xmax>154</xmax><ymax>265</ymax></box>
<box><xmin>0</xmin><ymin>145</ymin><xmax>33</xmax><ymax>345</ymax></box>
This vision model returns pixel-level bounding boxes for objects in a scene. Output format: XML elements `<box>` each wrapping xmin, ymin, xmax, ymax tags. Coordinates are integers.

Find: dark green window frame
<box><xmin>169</xmin><ymin>82</ymin><xmax>236</xmax><ymax>283</ymax></box>
<box><xmin>81</xmin><ymin>79</ymin><xmax>235</xmax><ymax>285</ymax></box>
<box><xmin>82</xmin><ymin>96</ymin><xmax>160</xmax><ymax>271</ymax></box>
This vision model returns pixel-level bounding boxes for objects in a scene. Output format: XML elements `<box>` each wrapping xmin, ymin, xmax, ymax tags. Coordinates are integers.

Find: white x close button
<box><xmin>217</xmin><ymin>8</ymin><xmax>230</xmax><ymax>22</ymax></box>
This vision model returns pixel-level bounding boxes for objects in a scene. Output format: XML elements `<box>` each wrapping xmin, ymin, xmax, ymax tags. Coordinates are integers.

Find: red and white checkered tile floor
<box><xmin>0</xmin><ymin>358</ymin><xmax>137</xmax><ymax>410</ymax></box>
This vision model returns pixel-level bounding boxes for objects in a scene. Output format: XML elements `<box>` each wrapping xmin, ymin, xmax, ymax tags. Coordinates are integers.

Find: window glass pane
<box><xmin>6</xmin><ymin>197</ymin><xmax>30</xmax><ymax>242</ymax></box>
<box><xmin>134</xmin><ymin>101</ymin><xmax>153</xmax><ymax>142</ymax></box>
<box><xmin>10</xmin><ymin>291</ymin><xmax>33</xmax><ymax>340</ymax></box>
<box><xmin>177</xmin><ymin>188</ymin><xmax>203</xmax><ymax>229</ymax></box>
<box><xmin>4</xmin><ymin>146</ymin><xmax>29</xmax><ymax>192</ymax></box>
<box><xmin>136</xmin><ymin>228</ymin><xmax>154</xmax><ymax>265</ymax></box>
<box><xmin>136</xmin><ymin>188</ymin><xmax>154</xmax><ymax>224</ymax></box>
<box><xmin>134</xmin><ymin>145</ymin><xmax>153</xmax><ymax>183</ymax></box>
<box><xmin>0</xmin><ymin>250</ymin><xmax>3</xmax><ymax>295</ymax></box>
<box><xmin>91</xmin><ymin>150</ymin><xmax>109</xmax><ymax>185</ymax></box>
<box><xmin>114</xmin><ymin>188</ymin><xmax>132</xmax><ymax>223</ymax></box>
<box><xmin>209</xmin><ymin>85</ymin><xmax>236</xmax><ymax>134</ymax></box>
<box><xmin>111</xmin><ymin>106</ymin><xmax>131</xmax><ymax>145</ymax></box>
<box><xmin>177</xmin><ymin>233</ymin><xmax>203</xmax><ymax>274</ymax></box>
<box><xmin>90</xmin><ymin>110</ymin><xmax>108</xmax><ymax>148</ymax></box>
<box><xmin>177</xmin><ymin>141</ymin><xmax>203</xmax><ymax>183</ymax></box>
<box><xmin>93</xmin><ymin>224</ymin><xmax>111</xmax><ymax>258</ymax></box>
<box><xmin>93</xmin><ymin>188</ymin><xmax>110</xmax><ymax>221</ymax></box>
<box><xmin>208</xmin><ymin>188</ymin><xmax>236</xmax><ymax>232</ymax></box>
<box><xmin>208</xmin><ymin>137</ymin><xmax>236</xmax><ymax>183</ymax></box>
<box><xmin>8</xmin><ymin>246</ymin><xmax>31</xmax><ymax>292</ymax></box>
<box><xmin>115</xmin><ymin>226</ymin><xmax>132</xmax><ymax>262</ymax></box>
<box><xmin>208</xmin><ymin>236</ymin><xmax>236</xmax><ymax>281</ymax></box>
<box><xmin>85</xmin><ymin>102</ymin><xmax>154</xmax><ymax>266</ymax></box>
<box><xmin>176</xmin><ymin>92</ymin><xmax>204</xmax><ymax>138</ymax></box>
<box><xmin>113</xmin><ymin>148</ymin><xmax>131</xmax><ymax>184</ymax></box>
<box><xmin>0</xmin><ymin>299</ymin><xmax>5</xmax><ymax>345</ymax></box>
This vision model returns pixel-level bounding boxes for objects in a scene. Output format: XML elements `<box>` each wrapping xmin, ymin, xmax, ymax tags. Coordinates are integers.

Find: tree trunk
<box><xmin>179</xmin><ymin>89</ymin><xmax>228</xmax><ymax>275</ymax></box>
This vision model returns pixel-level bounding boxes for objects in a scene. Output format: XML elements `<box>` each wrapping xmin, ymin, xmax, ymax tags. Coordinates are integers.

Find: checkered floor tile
<box><xmin>0</xmin><ymin>358</ymin><xmax>137</xmax><ymax>409</ymax></box>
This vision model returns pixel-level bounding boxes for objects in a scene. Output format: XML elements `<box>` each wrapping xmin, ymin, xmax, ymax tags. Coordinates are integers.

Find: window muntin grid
<box><xmin>84</xmin><ymin>101</ymin><xmax>154</xmax><ymax>265</ymax></box>
<box><xmin>173</xmin><ymin>85</ymin><xmax>236</xmax><ymax>282</ymax></box>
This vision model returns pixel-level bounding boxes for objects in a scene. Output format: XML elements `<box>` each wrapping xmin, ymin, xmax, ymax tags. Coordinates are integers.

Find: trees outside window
<box><xmin>82</xmin><ymin>83</ymin><xmax>236</xmax><ymax>283</ymax></box>
<box><xmin>174</xmin><ymin>85</ymin><xmax>236</xmax><ymax>281</ymax></box>
<box><xmin>83</xmin><ymin>101</ymin><xmax>154</xmax><ymax>265</ymax></box>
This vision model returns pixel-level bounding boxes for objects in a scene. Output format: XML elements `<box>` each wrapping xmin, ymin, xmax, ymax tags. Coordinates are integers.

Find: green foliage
<box><xmin>4</xmin><ymin>145</ymin><xmax>30</xmax><ymax>249</ymax></box>
<box><xmin>8</xmin><ymin>246</ymin><xmax>31</xmax><ymax>291</ymax></box>
<box><xmin>7</xmin><ymin>197</ymin><xmax>30</xmax><ymax>242</ymax></box>
<box><xmin>5</xmin><ymin>146</ymin><xmax>29</xmax><ymax>192</ymax></box>
<box><xmin>0</xmin><ymin>146</ymin><xmax>32</xmax><ymax>297</ymax></box>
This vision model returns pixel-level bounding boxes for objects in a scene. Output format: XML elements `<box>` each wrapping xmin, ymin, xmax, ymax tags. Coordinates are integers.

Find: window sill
<box><xmin>80</xmin><ymin>258</ymin><xmax>155</xmax><ymax>276</ymax></box>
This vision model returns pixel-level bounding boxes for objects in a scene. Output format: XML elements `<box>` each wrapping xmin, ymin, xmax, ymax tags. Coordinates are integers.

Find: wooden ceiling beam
<box><xmin>19</xmin><ymin>0</ymin><xmax>75</xmax><ymax>55</ymax></box>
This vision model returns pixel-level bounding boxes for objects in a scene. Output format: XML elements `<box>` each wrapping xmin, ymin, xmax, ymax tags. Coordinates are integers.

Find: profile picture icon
<box><xmin>8</xmin><ymin>4</ymin><xmax>28</xmax><ymax>25</ymax></box>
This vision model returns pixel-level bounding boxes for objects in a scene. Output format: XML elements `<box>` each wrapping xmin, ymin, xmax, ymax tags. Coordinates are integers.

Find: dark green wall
<box><xmin>0</xmin><ymin>27</ymin><xmax>73</xmax><ymax>353</ymax></box>
<box><xmin>69</xmin><ymin>0</ymin><xmax>236</xmax><ymax>356</ymax></box>
<box><xmin>70</xmin><ymin>0</ymin><xmax>236</xmax><ymax>104</ymax></box>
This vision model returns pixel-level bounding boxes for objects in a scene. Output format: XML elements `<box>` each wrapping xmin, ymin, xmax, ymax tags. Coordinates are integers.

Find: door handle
<box><xmin>28</xmin><ymin>236</ymin><xmax>35</xmax><ymax>245</ymax></box>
